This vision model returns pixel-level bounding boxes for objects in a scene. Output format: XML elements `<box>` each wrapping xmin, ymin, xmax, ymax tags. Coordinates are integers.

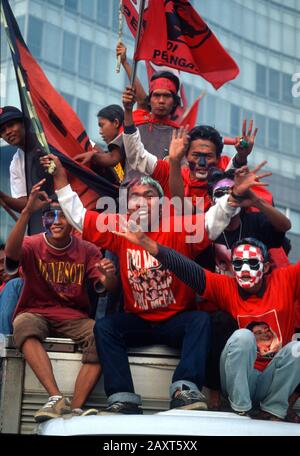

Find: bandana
<box><xmin>212</xmin><ymin>178</ymin><xmax>234</xmax><ymax>193</ymax></box>
<box><xmin>232</xmin><ymin>244</ymin><xmax>264</xmax><ymax>289</ymax></box>
<box><xmin>149</xmin><ymin>78</ymin><xmax>177</xmax><ymax>94</ymax></box>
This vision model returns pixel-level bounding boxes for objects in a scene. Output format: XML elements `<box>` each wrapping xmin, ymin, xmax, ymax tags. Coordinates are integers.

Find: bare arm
<box><xmin>117</xmin><ymin>42</ymin><xmax>148</xmax><ymax>110</ymax></box>
<box><xmin>5</xmin><ymin>179</ymin><xmax>51</xmax><ymax>262</ymax></box>
<box><xmin>92</xmin><ymin>147</ymin><xmax>123</xmax><ymax>168</ymax></box>
<box><xmin>246</xmin><ymin>194</ymin><xmax>291</xmax><ymax>232</ymax></box>
<box><xmin>0</xmin><ymin>192</ymin><xmax>27</xmax><ymax>213</ymax></box>
<box><xmin>168</xmin><ymin>127</ymin><xmax>189</xmax><ymax>204</ymax></box>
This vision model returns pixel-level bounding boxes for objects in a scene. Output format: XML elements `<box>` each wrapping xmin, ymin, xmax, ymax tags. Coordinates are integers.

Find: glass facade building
<box><xmin>1</xmin><ymin>0</ymin><xmax>299</xmax><ymax>261</ymax></box>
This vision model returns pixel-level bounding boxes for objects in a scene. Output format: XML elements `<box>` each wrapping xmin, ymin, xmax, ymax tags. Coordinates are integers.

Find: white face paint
<box><xmin>232</xmin><ymin>245</ymin><xmax>264</xmax><ymax>289</ymax></box>
<box><xmin>195</xmin><ymin>171</ymin><xmax>208</xmax><ymax>180</ymax></box>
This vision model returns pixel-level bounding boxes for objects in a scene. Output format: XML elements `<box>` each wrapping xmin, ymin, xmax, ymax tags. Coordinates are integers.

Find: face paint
<box><xmin>232</xmin><ymin>244</ymin><xmax>264</xmax><ymax>289</ymax></box>
<box><xmin>198</xmin><ymin>153</ymin><xmax>207</xmax><ymax>168</ymax></box>
<box><xmin>42</xmin><ymin>210</ymin><xmax>64</xmax><ymax>236</ymax></box>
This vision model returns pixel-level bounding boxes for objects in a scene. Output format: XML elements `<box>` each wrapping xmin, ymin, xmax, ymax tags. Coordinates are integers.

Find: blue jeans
<box><xmin>94</xmin><ymin>311</ymin><xmax>211</xmax><ymax>405</ymax></box>
<box><xmin>220</xmin><ymin>329</ymin><xmax>300</xmax><ymax>418</ymax></box>
<box><xmin>0</xmin><ymin>278</ymin><xmax>23</xmax><ymax>334</ymax></box>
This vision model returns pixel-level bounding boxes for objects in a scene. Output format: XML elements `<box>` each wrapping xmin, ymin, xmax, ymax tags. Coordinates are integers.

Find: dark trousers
<box><xmin>205</xmin><ymin>311</ymin><xmax>238</xmax><ymax>390</ymax></box>
<box><xmin>94</xmin><ymin>310</ymin><xmax>211</xmax><ymax>398</ymax></box>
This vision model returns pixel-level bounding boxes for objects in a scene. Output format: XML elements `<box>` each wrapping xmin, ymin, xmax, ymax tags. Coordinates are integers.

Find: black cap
<box><xmin>0</xmin><ymin>106</ymin><xmax>23</xmax><ymax>128</ymax></box>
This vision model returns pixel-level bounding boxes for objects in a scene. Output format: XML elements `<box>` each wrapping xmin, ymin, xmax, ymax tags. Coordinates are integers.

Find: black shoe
<box><xmin>101</xmin><ymin>401</ymin><xmax>143</xmax><ymax>415</ymax></box>
<box><xmin>170</xmin><ymin>384</ymin><xmax>207</xmax><ymax>411</ymax></box>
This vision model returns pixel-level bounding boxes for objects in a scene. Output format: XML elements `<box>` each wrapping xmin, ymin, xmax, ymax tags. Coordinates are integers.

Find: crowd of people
<box><xmin>0</xmin><ymin>43</ymin><xmax>299</xmax><ymax>425</ymax></box>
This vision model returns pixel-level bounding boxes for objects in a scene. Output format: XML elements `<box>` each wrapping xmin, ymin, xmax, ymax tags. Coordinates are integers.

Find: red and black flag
<box><xmin>1</xmin><ymin>0</ymin><xmax>118</xmax><ymax>226</ymax></box>
<box><xmin>123</xmin><ymin>0</ymin><xmax>239</xmax><ymax>89</ymax></box>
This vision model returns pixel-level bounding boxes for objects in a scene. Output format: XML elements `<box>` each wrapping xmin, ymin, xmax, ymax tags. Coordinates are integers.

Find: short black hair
<box><xmin>231</xmin><ymin>237</ymin><xmax>269</xmax><ymax>262</ymax></box>
<box><xmin>41</xmin><ymin>194</ymin><xmax>60</xmax><ymax>214</ymax></box>
<box><xmin>207</xmin><ymin>167</ymin><xmax>235</xmax><ymax>196</ymax></box>
<box><xmin>146</xmin><ymin>71</ymin><xmax>181</xmax><ymax>115</ymax></box>
<box><xmin>97</xmin><ymin>104</ymin><xmax>124</xmax><ymax>124</ymax></box>
<box><xmin>246</xmin><ymin>321</ymin><xmax>269</xmax><ymax>332</ymax></box>
<box><xmin>187</xmin><ymin>125</ymin><xmax>223</xmax><ymax>158</ymax></box>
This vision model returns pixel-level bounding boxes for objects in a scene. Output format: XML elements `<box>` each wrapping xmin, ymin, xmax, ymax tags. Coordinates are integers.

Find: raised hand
<box><xmin>230</xmin><ymin>161</ymin><xmax>272</xmax><ymax>205</ymax></box>
<box><xmin>122</xmin><ymin>85</ymin><xmax>136</xmax><ymax>111</ymax></box>
<box><xmin>234</xmin><ymin>119</ymin><xmax>258</xmax><ymax>163</ymax></box>
<box><xmin>169</xmin><ymin>126</ymin><xmax>190</xmax><ymax>161</ymax></box>
<box><xmin>24</xmin><ymin>179</ymin><xmax>51</xmax><ymax>214</ymax></box>
<box><xmin>116</xmin><ymin>41</ymin><xmax>127</xmax><ymax>64</ymax></box>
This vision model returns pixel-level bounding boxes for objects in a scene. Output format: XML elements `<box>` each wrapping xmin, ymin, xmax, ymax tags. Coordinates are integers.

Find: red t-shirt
<box><xmin>83</xmin><ymin>212</ymin><xmax>211</xmax><ymax>322</ymax></box>
<box><xmin>14</xmin><ymin>234</ymin><xmax>102</xmax><ymax>321</ymax></box>
<box><xmin>203</xmin><ymin>262</ymin><xmax>300</xmax><ymax>371</ymax></box>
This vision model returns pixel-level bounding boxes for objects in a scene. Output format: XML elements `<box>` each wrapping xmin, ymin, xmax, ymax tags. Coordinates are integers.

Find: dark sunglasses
<box><xmin>213</xmin><ymin>187</ymin><xmax>231</xmax><ymax>199</ymax></box>
<box><xmin>232</xmin><ymin>258</ymin><xmax>261</xmax><ymax>270</ymax></box>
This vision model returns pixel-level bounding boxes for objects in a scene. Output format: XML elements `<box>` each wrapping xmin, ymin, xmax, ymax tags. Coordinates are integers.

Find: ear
<box><xmin>113</xmin><ymin>119</ymin><xmax>120</xmax><ymax>129</ymax></box>
<box><xmin>263</xmin><ymin>262</ymin><xmax>271</xmax><ymax>274</ymax></box>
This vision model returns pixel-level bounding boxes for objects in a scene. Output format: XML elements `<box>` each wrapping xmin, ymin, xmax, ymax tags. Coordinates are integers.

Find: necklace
<box><xmin>222</xmin><ymin>220</ymin><xmax>243</xmax><ymax>250</ymax></box>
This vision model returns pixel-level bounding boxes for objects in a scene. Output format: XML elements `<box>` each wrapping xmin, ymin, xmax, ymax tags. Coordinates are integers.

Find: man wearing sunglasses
<box><xmin>4</xmin><ymin>181</ymin><xmax>118</xmax><ymax>422</ymax></box>
<box><xmin>112</xmin><ymin>228</ymin><xmax>300</xmax><ymax>422</ymax></box>
<box><xmin>207</xmin><ymin>168</ymin><xmax>291</xmax><ymax>276</ymax></box>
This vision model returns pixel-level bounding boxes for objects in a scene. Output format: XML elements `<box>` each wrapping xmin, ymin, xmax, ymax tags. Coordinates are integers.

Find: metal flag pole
<box><xmin>116</xmin><ymin>0</ymin><xmax>124</xmax><ymax>73</ymax></box>
<box><xmin>130</xmin><ymin>0</ymin><xmax>146</xmax><ymax>87</ymax></box>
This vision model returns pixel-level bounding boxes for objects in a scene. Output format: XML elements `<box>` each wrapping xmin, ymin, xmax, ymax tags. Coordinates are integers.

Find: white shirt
<box><xmin>9</xmin><ymin>148</ymin><xmax>27</xmax><ymax>198</ymax></box>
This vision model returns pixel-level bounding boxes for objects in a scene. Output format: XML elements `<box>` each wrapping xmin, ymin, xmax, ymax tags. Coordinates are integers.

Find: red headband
<box><xmin>149</xmin><ymin>78</ymin><xmax>177</xmax><ymax>94</ymax></box>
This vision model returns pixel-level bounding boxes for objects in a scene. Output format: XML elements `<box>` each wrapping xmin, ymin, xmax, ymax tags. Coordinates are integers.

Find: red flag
<box><xmin>180</xmin><ymin>95</ymin><xmax>202</xmax><ymax>129</ymax></box>
<box><xmin>2</xmin><ymin>0</ymin><xmax>118</xmax><ymax>215</ymax></box>
<box><xmin>123</xmin><ymin>0</ymin><xmax>239</xmax><ymax>89</ymax></box>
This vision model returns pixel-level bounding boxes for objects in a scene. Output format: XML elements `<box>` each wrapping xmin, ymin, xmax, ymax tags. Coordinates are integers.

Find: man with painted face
<box><xmin>4</xmin><ymin>180</ymin><xmax>118</xmax><ymax>422</ymax></box>
<box><xmin>40</xmin><ymin>152</ymin><xmax>270</xmax><ymax>415</ymax></box>
<box><xmin>116</xmin><ymin>227</ymin><xmax>300</xmax><ymax>422</ymax></box>
<box><xmin>121</xmin><ymin>87</ymin><xmax>258</xmax><ymax>212</ymax></box>
<box><xmin>207</xmin><ymin>167</ymin><xmax>291</xmax><ymax>275</ymax></box>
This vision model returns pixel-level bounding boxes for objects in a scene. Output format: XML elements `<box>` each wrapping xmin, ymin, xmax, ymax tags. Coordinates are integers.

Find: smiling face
<box><xmin>127</xmin><ymin>183</ymin><xmax>161</xmax><ymax>230</ymax></box>
<box><xmin>98</xmin><ymin>116</ymin><xmax>120</xmax><ymax>144</ymax></box>
<box><xmin>186</xmin><ymin>138</ymin><xmax>218</xmax><ymax>180</ymax></box>
<box><xmin>231</xmin><ymin>244</ymin><xmax>265</xmax><ymax>290</ymax></box>
<box><xmin>0</xmin><ymin>119</ymin><xmax>25</xmax><ymax>148</ymax></box>
<box><xmin>42</xmin><ymin>204</ymin><xmax>72</xmax><ymax>241</ymax></box>
<box><xmin>150</xmin><ymin>89</ymin><xmax>174</xmax><ymax>118</ymax></box>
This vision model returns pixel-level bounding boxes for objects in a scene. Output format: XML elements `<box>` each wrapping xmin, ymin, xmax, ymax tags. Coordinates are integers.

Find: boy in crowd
<box><xmin>5</xmin><ymin>180</ymin><xmax>118</xmax><ymax>422</ymax></box>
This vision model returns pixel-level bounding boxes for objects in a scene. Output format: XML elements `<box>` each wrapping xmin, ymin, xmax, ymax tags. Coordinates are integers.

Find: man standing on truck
<box><xmin>4</xmin><ymin>181</ymin><xmax>118</xmax><ymax>422</ymax></box>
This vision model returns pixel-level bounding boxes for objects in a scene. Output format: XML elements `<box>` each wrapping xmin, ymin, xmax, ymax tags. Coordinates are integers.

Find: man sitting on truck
<box><xmin>4</xmin><ymin>181</ymin><xmax>118</xmax><ymax>422</ymax></box>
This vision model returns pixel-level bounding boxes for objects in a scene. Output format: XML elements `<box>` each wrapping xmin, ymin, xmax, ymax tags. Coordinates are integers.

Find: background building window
<box><xmin>281</xmin><ymin>122</ymin><xmax>295</xmax><ymax>156</ymax></box>
<box><xmin>94</xmin><ymin>46</ymin><xmax>109</xmax><ymax>86</ymax></box>
<box><xmin>256</xmin><ymin>64</ymin><xmax>267</xmax><ymax>96</ymax></box>
<box><xmin>63</xmin><ymin>31</ymin><xmax>77</xmax><ymax>74</ymax></box>
<box><xmin>282</xmin><ymin>72</ymin><xmax>293</xmax><ymax>104</ymax></box>
<box><xmin>65</xmin><ymin>0</ymin><xmax>78</xmax><ymax>13</ymax></box>
<box><xmin>268</xmin><ymin>69</ymin><xmax>280</xmax><ymax>101</ymax></box>
<box><xmin>28</xmin><ymin>16</ymin><xmax>43</xmax><ymax>59</ymax></box>
<box><xmin>76</xmin><ymin>98</ymin><xmax>90</xmax><ymax>128</ymax></box>
<box><xmin>80</xmin><ymin>0</ymin><xmax>95</xmax><ymax>18</ymax></box>
<box><xmin>255</xmin><ymin>114</ymin><xmax>266</xmax><ymax>147</ymax></box>
<box><xmin>268</xmin><ymin>118</ymin><xmax>280</xmax><ymax>150</ymax></box>
<box><xmin>79</xmin><ymin>38</ymin><xmax>92</xmax><ymax>80</ymax></box>
<box><xmin>43</xmin><ymin>23</ymin><xmax>62</xmax><ymax>67</ymax></box>
<box><xmin>96</xmin><ymin>1</ymin><xmax>110</xmax><ymax>27</ymax></box>
<box><xmin>230</xmin><ymin>104</ymin><xmax>241</xmax><ymax>136</ymax></box>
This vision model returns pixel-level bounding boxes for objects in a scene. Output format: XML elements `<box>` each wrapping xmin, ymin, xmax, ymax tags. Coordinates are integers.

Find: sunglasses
<box><xmin>213</xmin><ymin>187</ymin><xmax>231</xmax><ymax>199</ymax></box>
<box><xmin>232</xmin><ymin>258</ymin><xmax>261</xmax><ymax>270</ymax></box>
